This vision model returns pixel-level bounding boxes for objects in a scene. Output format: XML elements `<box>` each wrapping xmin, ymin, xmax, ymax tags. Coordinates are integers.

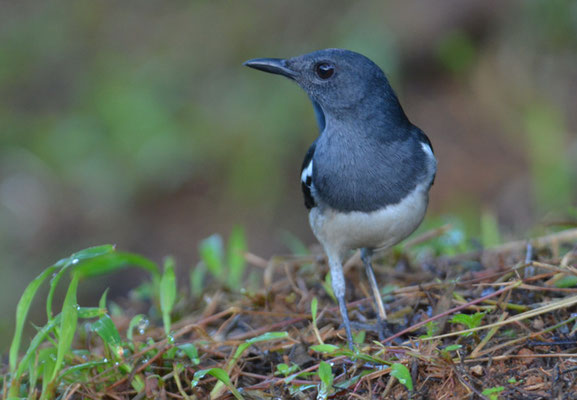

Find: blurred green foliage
<box><xmin>524</xmin><ymin>103</ymin><xmax>573</xmax><ymax>212</ymax></box>
<box><xmin>436</xmin><ymin>31</ymin><xmax>477</xmax><ymax>75</ymax></box>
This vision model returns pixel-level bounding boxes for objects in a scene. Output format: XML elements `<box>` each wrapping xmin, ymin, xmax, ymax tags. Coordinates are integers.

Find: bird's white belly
<box><xmin>309</xmin><ymin>181</ymin><xmax>430</xmax><ymax>258</ymax></box>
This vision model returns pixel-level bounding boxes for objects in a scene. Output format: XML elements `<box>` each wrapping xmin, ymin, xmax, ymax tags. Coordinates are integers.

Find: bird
<box><xmin>244</xmin><ymin>49</ymin><xmax>437</xmax><ymax>349</ymax></box>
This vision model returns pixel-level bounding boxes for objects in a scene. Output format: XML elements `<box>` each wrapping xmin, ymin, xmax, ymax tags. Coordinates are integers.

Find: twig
<box><xmin>382</xmin><ymin>281</ymin><xmax>522</xmax><ymax>344</ymax></box>
<box><xmin>470</xmin><ymin>312</ymin><xmax>508</xmax><ymax>358</ymax></box>
<box><xmin>422</xmin><ymin>293</ymin><xmax>577</xmax><ymax>342</ymax></box>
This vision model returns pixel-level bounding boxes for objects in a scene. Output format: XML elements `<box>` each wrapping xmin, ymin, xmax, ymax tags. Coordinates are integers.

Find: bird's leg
<box><xmin>327</xmin><ymin>254</ymin><xmax>354</xmax><ymax>350</ymax></box>
<box><xmin>361</xmin><ymin>248</ymin><xmax>387</xmax><ymax>340</ymax></box>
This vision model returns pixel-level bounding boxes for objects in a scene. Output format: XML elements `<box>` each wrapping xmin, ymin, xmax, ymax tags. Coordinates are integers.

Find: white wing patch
<box><xmin>421</xmin><ymin>141</ymin><xmax>434</xmax><ymax>159</ymax></box>
<box><xmin>301</xmin><ymin>159</ymin><xmax>313</xmax><ymax>184</ymax></box>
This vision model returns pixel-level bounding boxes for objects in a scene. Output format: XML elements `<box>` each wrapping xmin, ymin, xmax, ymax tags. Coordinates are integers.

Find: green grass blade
<box><xmin>70</xmin><ymin>244</ymin><xmax>116</xmax><ymax>260</ymax></box>
<box><xmin>230</xmin><ymin>332</ymin><xmax>288</xmax><ymax>366</ymax></box>
<box><xmin>198</xmin><ymin>234</ymin><xmax>224</xmax><ymax>278</ymax></box>
<box><xmin>9</xmin><ymin>264</ymin><xmax>60</xmax><ymax>374</ymax></box>
<box><xmin>73</xmin><ymin>252</ymin><xmax>160</xmax><ymax>280</ymax></box>
<box><xmin>246</xmin><ymin>331</ymin><xmax>288</xmax><ymax>344</ymax></box>
<box><xmin>160</xmin><ymin>257</ymin><xmax>177</xmax><ymax>335</ymax></box>
<box><xmin>29</xmin><ymin>347</ymin><xmax>57</xmax><ymax>398</ymax></box>
<box><xmin>310</xmin><ymin>344</ymin><xmax>339</xmax><ymax>353</ymax></box>
<box><xmin>190</xmin><ymin>367</ymin><xmax>244</xmax><ymax>400</ymax></box>
<box><xmin>45</xmin><ymin>259</ymin><xmax>75</xmax><ymax>322</ymax></box>
<box><xmin>40</xmin><ymin>349</ymin><xmax>58</xmax><ymax>400</ymax></box>
<box><xmin>51</xmin><ymin>273</ymin><xmax>79</xmax><ymax>381</ymax></box>
<box><xmin>46</xmin><ymin>245</ymin><xmax>117</xmax><ymax>321</ymax></box>
<box><xmin>77</xmin><ymin>306</ymin><xmax>106</xmax><ymax>319</ymax></box>
<box><xmin>190</xmin><ymin>261</ymin><xmax>206</xmax><ymax>298</ymax></box>
<box><xmin>91</xmin><ymin>314</ymin><xmax>123</xmax><ymax>358</ymax></box>
<box><xmin>59</xmin><ymin>360</ymin><xmax>108</xmax><ymax>380</ymax></box>
<box><xmin>227</xmin><ymin>225</ymin><xmax>247</xmax><ymax>289</ymax></box>
<box><xmin>322</xmin><ymin>273</ymin><xmax>336</xmax><ymax>302</ymax></box>
<box><xmin>14</xmin><ymin>317</ymin><xmax>59</xmax><ymax>379</ymax></box>
<box><xmin>178</xmin><ymin>343</ymin><xmax>200</xmax><ymax>365</ymax></box>
<box><xmin>99</xmin><ymin>288</ymin><xmax>109</xmax><ymax>310</ymax></box>
<box><xmin>311</xmin><ymin>297</ymin><xmax>318</xmax><ymax>325</ymax></box>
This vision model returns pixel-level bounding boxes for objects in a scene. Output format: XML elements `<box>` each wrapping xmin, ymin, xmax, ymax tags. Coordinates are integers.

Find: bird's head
<box><xmin>244</xmin><ymin>48</ymin><xmax>405</xmax><ymax>128</ymax></box>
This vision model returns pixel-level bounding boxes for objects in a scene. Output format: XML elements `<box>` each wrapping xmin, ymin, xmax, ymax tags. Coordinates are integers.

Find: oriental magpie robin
<box><xmin>244</xmin><ymin>49</ymin><xmax>437</xmax><ymax>349</ymax></box>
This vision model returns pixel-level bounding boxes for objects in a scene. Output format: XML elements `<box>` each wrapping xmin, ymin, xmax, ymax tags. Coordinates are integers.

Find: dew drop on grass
<box><xmin>167</xmin><ymin>334</ymin><xmax>175</xmax><ymax>344</ymax></box>
<box><xmin>71</xmin><ymin>258</ymin><xmax>79</xmax><ymax>265</ymax></box>
<box><xmin>137</xmin><ymin>318</ymin><xmax>150</xmax><ymax>335</ymax></box>
<box><xmin>102</xmin><ymin>358</ymin><xmax>108</xmax><ymax>363</ymax></box>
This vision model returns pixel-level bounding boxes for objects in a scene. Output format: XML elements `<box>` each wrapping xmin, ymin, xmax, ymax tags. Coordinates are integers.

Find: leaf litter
<box><xmin>4</xmin><ymin>228</ymin><xmax>577</xmax><ymax>399</ymax></box>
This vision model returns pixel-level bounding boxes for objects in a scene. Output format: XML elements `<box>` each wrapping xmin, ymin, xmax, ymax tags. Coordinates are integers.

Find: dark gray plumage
<box><xmin>245</xmin><ymin>48</ymin><xmax>437</xmax><ymax>349</ymax></box>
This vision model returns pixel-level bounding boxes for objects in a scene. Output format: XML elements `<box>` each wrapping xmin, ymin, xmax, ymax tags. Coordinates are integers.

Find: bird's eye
<box><xmin>315</xmin><ymin>62</ymin><xmax>335</xmax><ymax>80</ymax></box>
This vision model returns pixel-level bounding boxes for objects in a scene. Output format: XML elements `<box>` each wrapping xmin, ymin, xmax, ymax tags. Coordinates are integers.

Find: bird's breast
<box><xmin>308</xmin><ymin>180</ymin><xmax>430</xmax><ymax>258</ymax></box>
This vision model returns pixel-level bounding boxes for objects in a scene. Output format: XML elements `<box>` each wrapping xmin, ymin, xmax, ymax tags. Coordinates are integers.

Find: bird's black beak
<box><xmin>243</xmin><ymin>58</ymin><xmax>297</xmax><ymax>80</ymax></box>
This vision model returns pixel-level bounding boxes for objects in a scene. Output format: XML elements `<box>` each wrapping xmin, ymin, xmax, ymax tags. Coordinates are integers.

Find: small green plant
<box><xmin>275</xmin><ymin>363</ymin><xmax>300</xmax><ymax>377</ymax></box>
<box><xmin>438</xmin><ymin>344</ymin><xmax>463</xmax><ymax>361</ymax></box>
<box><xmin>310</xmin><ymin>297</ymin><xmax>323</xmax><ymax>345</ymax></box>
<box><xmin>317</xmin><ymin>361</ymin><xmax>334</xmax><ymax>400</ymax></box>
<box><xmin>7</xmin><ymin>245</ymin><xmax>160</xmax><ymax>399</ymax></box>
<box><xmin>450</xmin><ymin>312</ymin><xmax>486</xmax><ymax>336</ymax></box>
<box><xmin>210</xmin><ymin>331</ymin><xmax>288</xmax><ymax>398</ymax></box>
<box><xmin>420</xmin><ymin>321</ymin><xmax>440</xmax><ymax>338</ymax></box>
<box><xmin>353</xmin><ymin>330</ymin><xmax>366</xmax><ymax>344</ymax></box>
<box><xmin>390</xmin><ymin>363</ymin><xmax>413</xmax><ymax>392</ymax></box>
<box><xmin>193</xmin><ymin>226</ymin><xmax>248</xmax><ymax>294</ymax></box>
<box><xmin>482</xmin><ymin>385</ymin><xmax>505</xmax><ymax>400</ymax></box>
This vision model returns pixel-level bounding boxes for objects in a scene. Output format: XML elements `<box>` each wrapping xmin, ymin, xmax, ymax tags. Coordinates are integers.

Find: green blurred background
<box><xmin>1</xmin><ymin>0</ymin><xmax>576</xmax><ymax>351</ymax></box>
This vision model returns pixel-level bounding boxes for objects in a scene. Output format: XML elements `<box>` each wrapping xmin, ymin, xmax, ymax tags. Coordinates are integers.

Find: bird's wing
<box><xmin>413</xmin><ymin>127</ymin><xmax>436</xmax><ymax>185</ymax></box>
<box><xmin>414</xmin><ymin>127</ymin><xmax>434</xmax><ymax>154</ymax></box>
<box><xmin>301</xmin><ymin>140</ymin><xmax>317</xmax><ymax>210</ymax></box>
